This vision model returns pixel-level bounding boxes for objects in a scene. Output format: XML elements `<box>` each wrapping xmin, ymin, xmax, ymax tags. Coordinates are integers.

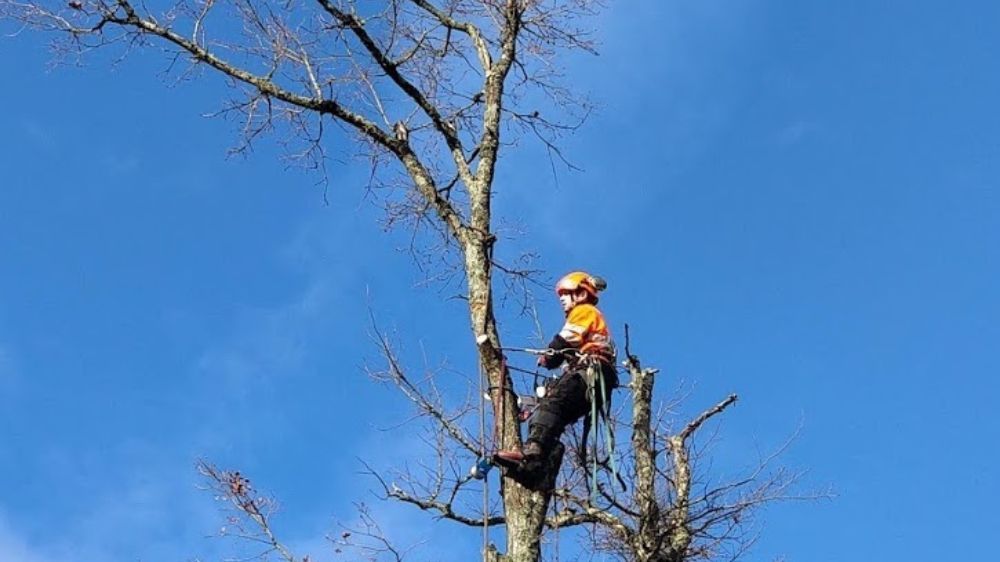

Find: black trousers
<box><xmin>527</xmin><ymin>361</ymin><xmax>617</xmax><ymax>451</ymax></box>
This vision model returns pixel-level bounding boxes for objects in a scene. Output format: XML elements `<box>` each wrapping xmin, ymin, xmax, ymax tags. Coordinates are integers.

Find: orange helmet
<box><xmin>555</xmin><ymin>271</ymin><xmax>607</xmax><ymax>298</ymax></box>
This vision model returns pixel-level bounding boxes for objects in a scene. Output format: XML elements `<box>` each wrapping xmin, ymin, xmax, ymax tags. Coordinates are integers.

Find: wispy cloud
<box><xmin>0</xmin><ymin>446</ymin><xmax>225</xmax><ymax>562</ymax></box>
<box><xmin>196</xmin><ymin>211</ymin><xmax>365</xmax><ymax>390</ymax></box>
<box><xmin>0</xmin><ymin>515</ymin><xmax>53</xmax><ymax>562</ymax></box>
<box><xmin>493</xmin><ymin>2</ymin><xmax>766</xmax><ymax>259</ymax></box>
<box><xmin>39</xmin><ymin>444</ymin><xmax>225</xmax><ymax>562</ymax></box>
<box><xmin>195</xmin><ymin>278</ymin><xmax>332</xmax><ymax>385</ymax></box>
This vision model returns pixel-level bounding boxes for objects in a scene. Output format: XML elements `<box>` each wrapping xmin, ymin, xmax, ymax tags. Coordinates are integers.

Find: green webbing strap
<box><xmin>598</xmin><ymin>365</ymin><xmax>619</xmax><ymax>486</ymax></box>
<box><xmin>586</xmin><ymin>359</ymin><xmax>619</xmax><ymax>504</ymax></box>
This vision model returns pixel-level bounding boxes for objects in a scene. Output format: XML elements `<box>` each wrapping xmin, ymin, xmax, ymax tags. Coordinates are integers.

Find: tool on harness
<box><xmin>481</xmin><ymin>351</ymin><xmax>546</xmax><ymax>476</ymax></box>
<box><xmin>517</xmin><ymin>394</ymin><xmax>540</xmax><ymax>409</ymax></box>
<box><xmin>517</xmin><ymin>394</ymin><xmax>541</xmax><ymax>422</ymax></box>
<box><xmin>516</xmin><ymin>367</ymin><xmax>558</xmax><ymax>421</ymax></box>
<box><xmin>534</xmin><ymin>371</ymin><xmax>549</xmax><ymax>398</ymax></box>
<box><xmin>483</xmin><ymin>380</ymin><xmax>546</xmax><ymax>420</ymax></box>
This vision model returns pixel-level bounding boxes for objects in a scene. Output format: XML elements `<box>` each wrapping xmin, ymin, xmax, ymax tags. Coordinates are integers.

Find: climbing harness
<box><xmin>475</xmin><ymin>344</ymin><xmax>624</xmax><ymax>503</ymax></box>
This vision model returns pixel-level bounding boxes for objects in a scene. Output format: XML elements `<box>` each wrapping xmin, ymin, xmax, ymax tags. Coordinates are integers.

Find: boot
<box><xmin>494</xmin><ymin>440</ymin><xmax>543</xmax><ymax>466</ymax></box>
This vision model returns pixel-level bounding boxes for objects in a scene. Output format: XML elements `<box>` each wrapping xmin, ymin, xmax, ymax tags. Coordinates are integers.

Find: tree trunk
<box><xmin>463</xmin><ymin>233</ymin><xmax>552</xmax><ymax>562</ymax></box>
<box><xmin>631</xmin><ymin>365</ymin><xmax>663</xmax><ymax>560</ymax></box>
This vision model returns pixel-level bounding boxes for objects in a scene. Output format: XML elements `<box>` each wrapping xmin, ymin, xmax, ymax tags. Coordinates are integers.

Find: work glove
<box><xmin>537</xmin><ymin>349</ymin><xmax>558</xmax><ymax>369</ymax></box>
<box><xmin>538</xmin><ymin>335</ymin><xmax>571</xmax><ymax>370</ymax></box>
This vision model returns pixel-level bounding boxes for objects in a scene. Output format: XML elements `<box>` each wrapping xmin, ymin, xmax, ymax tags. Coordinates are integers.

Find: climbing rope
<box><xmin>477</xmin><ymin>338</ymin><xmax>490</xmax><ymax>556</ymax></box>
<box><xmin>473</xmin><ymin>340</ymin><xmax>542</xmax><ymax>554</ymax></box>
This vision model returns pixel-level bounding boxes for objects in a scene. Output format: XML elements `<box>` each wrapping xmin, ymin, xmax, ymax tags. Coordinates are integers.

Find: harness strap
<box><xmin>597</xmin><ymin>363</ymin><xmax>620</xmax><ymax>488</ymax></box>
<box><xmin>582</xmin><ymin>358</ymin><xmax>620</xmax><ymax>503</ymax></box>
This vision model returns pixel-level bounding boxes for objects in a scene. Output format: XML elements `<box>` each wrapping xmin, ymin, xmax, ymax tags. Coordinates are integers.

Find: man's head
<box><xmin>555</xmin><ymin>271</ymin><xmax>606</xmax><ymax>312</ymax></box>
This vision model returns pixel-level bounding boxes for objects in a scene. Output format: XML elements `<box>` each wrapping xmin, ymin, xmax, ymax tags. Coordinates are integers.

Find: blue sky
<box><xmin>2</xmin><ymin>1</ymin><xmax>998</xmax><ymax>561</ymax></box>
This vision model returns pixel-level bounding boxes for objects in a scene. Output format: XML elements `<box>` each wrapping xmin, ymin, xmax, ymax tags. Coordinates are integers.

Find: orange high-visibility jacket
<box><xmin>557</xmin><ymin>303</ymin><xmax>616</xmax><ymax>361</ymax></box>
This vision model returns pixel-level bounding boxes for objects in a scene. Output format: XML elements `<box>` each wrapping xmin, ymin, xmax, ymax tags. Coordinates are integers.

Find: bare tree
<box><xmin>362</xmin><ymin>322</ymin><xmax>822</xmax><ymax>562</ymax></box>
<box><xmin>1</xmin><ymin>2</ymin><xmax>817</xmax><ymax>561</ymax></box>
<box><xmin>196</xmin><ymin>462</ymin><xmax>300</xmax><ymax>562</ymax></box>
<box><xmin>197</xmin><ymin>328</ymin><xmax>817</xmax><ymax>562</ymax></box>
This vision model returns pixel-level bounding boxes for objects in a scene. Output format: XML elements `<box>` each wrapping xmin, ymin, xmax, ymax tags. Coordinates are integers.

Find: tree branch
<box><xmin>404</xmin><ymin>0</ymin><xmax>492</xmax><ymax>71</ymax></box>
<box><xmin>367</xmin><ymin>315</ymin><xmax>481</xmax><ymax>456</ymax></box>
<box><xmin>362</xmin><ymin>459</ymin><xmax>504</xmax><ymax>527</ymax></box>
<box><xmin>101</xmin><ymin>2</ymin><xmax>394</xmax><ymax>147</ymax></box>
<box><xmin>314</xmin><ymin>0</ymin><xmax>477</xmax><ymax>190</ymax></box>
<box><xmin>679</xmin><ymin>394</ymin><xmax>739</xmax><ymax>443</ymax></box>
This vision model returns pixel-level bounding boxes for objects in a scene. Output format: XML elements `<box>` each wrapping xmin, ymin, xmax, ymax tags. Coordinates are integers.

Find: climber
<box><xmin>494</xmin><ymin>271</ymin><xmax>618</xmax><ymax>477</ymax></box>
